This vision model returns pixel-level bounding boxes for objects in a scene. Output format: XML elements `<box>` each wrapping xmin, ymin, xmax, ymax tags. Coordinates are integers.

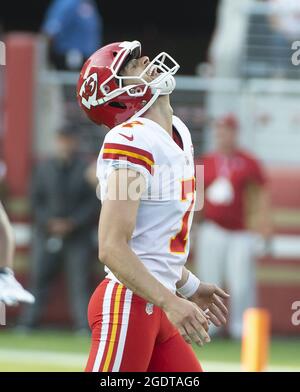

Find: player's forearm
<box><xmin>0</xmin><ymin>207</ymin><xmax>15</xmax><ymax>268</ymax></box>
<box><xmin>254</xmin><ymin>187</ymin><xmax>273</xmax><ymax>237</ymax></box>
<box><xmin>99</xmin><ymin>241</ymin><xmax>176</xmax><ymax>310</ymax></box>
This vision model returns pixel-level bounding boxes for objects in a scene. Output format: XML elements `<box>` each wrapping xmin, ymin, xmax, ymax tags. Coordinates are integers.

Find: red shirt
<box><xmin>195</xmin><ymin>150</ymin><xmax>266</xmax><ymax>230</ymax></box>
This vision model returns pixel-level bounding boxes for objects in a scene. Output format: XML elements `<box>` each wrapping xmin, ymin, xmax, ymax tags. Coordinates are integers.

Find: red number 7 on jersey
<box><xmin>170</xmin><ymin>178</ymin><xmax>195</xmax><ymax>254</ymax></box>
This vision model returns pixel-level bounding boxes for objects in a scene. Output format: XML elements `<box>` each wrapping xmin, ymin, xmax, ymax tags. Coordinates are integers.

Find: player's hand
<box><xmin>0</xmin><ymin>268</ymin><xmax>35</xmax><ymax>306</ymax></box>
<box><xmin>47</xmin><ymin>218</ymin><xmax>75</xmax><ymax>236</ymax></box>
<box><xmin>188</xmin><ymin>282</ymin><xmax>229</xmax><ymax>327</ymax></box>
<box><xmin>163</xmin><ymin>296</ymin><xmax>211</xmax><ymax>346</ymax></box>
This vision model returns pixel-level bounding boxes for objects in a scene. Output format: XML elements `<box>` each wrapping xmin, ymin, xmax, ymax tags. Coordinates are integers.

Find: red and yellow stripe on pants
<box><xmin>86</xmin><ymin>279</ymin><xmax>132</xmax><ymax>372</ymax></box>
<box><xmin>86</xmin><ymin>279</ymin><xmax>203</xmax><ymax>372</ymax></box>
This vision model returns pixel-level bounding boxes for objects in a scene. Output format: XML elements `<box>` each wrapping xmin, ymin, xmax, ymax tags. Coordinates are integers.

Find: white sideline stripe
<box><xmin>12</xmin><ymin>223</ymin><xmax>300</xmax><ymax>260</ymax></box>
<box><xmin>272</xmin><ymin>235</ymin><xmax>300</xmax><ymax>259</ymax></box>
<box><xmin>92</xmin><ymin>280</ymin><xmax>115</xmax><ymax>372</ymax></box>
<box><xmin>202</xmin><ymin>361</ymin><xmax>300</xmax><ymax>373</ymax></box>
<box><xmin>111</xmin><ymin>288</ymin><xmax>133</xmax><ymax>372</ymax></box>
<box><xmin>0</xmin><ymin>349</ymin><xmax>299</xmax><ymax>372</ymax></box>
<box><xmin>0</xmin><ymin>349</ymin><xmax>86</xmax><ymax>367</ymax></box>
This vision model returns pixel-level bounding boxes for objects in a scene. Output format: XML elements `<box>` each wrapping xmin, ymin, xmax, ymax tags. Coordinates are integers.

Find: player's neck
<box><xmin>217</xmin><ymin>145</ymin><xmax>237</xmax><ymax>156</ymax></box>
<box><xmin>143</xmin><ymin>96</ymin><xmax>173</xmax><ymax>136</ymax></box>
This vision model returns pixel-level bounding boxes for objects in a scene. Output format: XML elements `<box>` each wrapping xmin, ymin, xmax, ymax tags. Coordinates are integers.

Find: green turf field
<box><xmin>0</xmin><ymin>330</ymin><xmax>299</xmax><ymax>372</ymax></box>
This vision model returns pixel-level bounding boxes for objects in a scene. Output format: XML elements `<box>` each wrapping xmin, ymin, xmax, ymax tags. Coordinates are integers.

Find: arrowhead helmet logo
<box><xmin>80</xmin><ymin>73</ymin><xmax>98</xmax><ymax>109</ymax></box>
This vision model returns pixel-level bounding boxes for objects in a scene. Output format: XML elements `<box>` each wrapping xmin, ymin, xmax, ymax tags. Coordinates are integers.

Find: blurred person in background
<box><xmin>0</xmin><ymin>202</ymin><xmax>35</xmax><ymax>306</ymax></box>
<box><xmin>19</xmin><ymin>125</ymin><xmax>98</xmax><ymax>333</ymax></box>
<box><xmin>194</xmin><ymin>113</ymin><xmax>272</xmax><ymax>339</ymax></box>
<box><xmin>201</xmin><ymin>0</ymin><xmax>254</xmax><ymax>78</ymax></box>
<box><xmin>41</xmin><ymin>0</ymin><xmax>103</xmax><ymax>71</ymax></box>
<box><xmin>268</xmin><ymin>0</ymin><xmax>300</xmax><ymax>76</ymax></box>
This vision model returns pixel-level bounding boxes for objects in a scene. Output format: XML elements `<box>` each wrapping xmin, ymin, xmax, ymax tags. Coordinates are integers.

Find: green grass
<box><xmin>0</xmin><ymin>330</ymin><xmax>299</xmax><ymax>372</ymax></box>
<box><xmin>193</xmin><ymin>337</ymin><xmax>300</xmax><ymax>368</ymax></box>
<box><xmin>0</xmin><ymin>330</ymin><xmax>90</xmax><ymax>353</ymax></box>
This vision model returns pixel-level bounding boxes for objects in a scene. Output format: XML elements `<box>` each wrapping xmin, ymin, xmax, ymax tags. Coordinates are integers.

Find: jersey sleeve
<box><xmin>96</xmin><ymin>121</ymin><xmax>155</xmax><ymax>198</ymax></box>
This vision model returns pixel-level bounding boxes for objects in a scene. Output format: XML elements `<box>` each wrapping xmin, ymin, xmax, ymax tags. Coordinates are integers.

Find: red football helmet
<box><xmin>77</xmin><ymin>40</ymin><xmax>180</xmax><ymax>129</ymax></box>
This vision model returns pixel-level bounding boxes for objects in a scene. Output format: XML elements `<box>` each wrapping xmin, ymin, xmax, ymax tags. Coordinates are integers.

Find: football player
<box><xmin>0</xmin><ymin>202</ymin><xmax>35</xmax><ymax>306</ymax></box>
<box><xmin>77</xmin><ymin>40</ymin><xmax>229</xmax><ymax>372</ymax></box>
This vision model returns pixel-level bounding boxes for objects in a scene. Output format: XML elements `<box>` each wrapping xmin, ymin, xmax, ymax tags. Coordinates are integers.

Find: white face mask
<box><xmin>135</xmin><ymin>52</ymin><xmax>179</xmax><ymax>96</ymax></box>
<box><xmin>206</xmin><ymin>176</ymin><xmax>234</xmax><ymax>206</ymax></box>
<box><xmin>96</xmin><ymin>41</ymin><xmax>180</xmax><ymax>119</ymax></box>
<box><xmin>105</xmin><ymin>41</ymin><xmax>180</xmax><ymax>96</ymax></box>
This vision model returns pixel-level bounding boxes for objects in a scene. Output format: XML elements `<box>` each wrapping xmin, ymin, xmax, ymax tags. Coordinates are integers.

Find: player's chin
<box><xmin>142</xmin><ymin>75</ymin><xmax>154</xmax><ymax>84</ymax></box>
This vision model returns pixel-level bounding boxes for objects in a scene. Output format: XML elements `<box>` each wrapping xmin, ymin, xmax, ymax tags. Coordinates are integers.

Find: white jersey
<box><xmin>96</xmin><ymin>116</ymin><xmax>195</xmax><ymax>292</ymax></box>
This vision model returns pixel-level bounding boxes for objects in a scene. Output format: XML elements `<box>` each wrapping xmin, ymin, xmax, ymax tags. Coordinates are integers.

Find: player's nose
<box><xmin>140</xmin><ymin>56</ymin><xmax>150</xmax><ymax>67</ymax></box>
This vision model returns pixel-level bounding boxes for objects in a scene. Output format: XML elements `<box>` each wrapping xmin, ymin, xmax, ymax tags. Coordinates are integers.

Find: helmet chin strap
<box><xmin>129</xmin><ymin>89</ymin><xmax>161</xmax><ymax>121</ymax></box>
<box><xmin>151</xmin><ymin>74</ymin><xmax>176</xmax><ymax>95</ymax></box>
<box><xmin>129</xmin><ymin>74</ymin><xmax>176</xmax><ymax>121</ymax></box>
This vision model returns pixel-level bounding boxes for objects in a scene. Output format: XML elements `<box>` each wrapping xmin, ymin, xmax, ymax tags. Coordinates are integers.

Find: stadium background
<box><xmin>0</xmin><ymin>0</ymin><xmax>300</xmax><ymax>372</ymax></box>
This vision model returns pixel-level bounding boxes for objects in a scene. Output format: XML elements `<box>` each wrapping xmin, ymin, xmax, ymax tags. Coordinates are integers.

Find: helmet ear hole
<box><xmin>109</xmin><ymin>101</ymin><xmax>127</xmax><ymax>109</ymax></box>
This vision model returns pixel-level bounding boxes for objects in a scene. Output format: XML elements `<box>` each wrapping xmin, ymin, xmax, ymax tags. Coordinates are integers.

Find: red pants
<box><xmin>85</xmin><ymin>278</ymin><xmax>203</xmax><ymax>372</ymax></box>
